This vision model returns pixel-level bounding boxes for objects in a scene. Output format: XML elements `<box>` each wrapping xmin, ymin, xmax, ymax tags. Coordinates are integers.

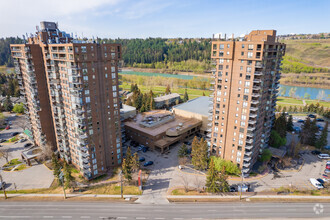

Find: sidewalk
<box><xmin>0</xmin><ymin>193</ymin><xmax>139</xmax><ymax>199</ymax></box>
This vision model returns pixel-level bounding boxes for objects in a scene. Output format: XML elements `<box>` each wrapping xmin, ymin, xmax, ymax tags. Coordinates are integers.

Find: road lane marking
<box><xmin>136</xmin><ymin>218</ymin><xmax>146</xmax><ymax>219</ymax></box>
<box><xmin>43</xmin><ymin>217</ymin><xmax>54</xmax><ymax>218</ymax></box>
<box><xmin>0</xmin><ymin>217</ymin><xmax>31</xmax><ymax>219</ymax></box>
<box><xmin>155</xmin><ymin>218</ymin><xmax>165</xmax><ymax>219</ymax></box>
<box><xmin>117</xmin><ymin>218</ymin><xmax>127</xmax><ymax>219</ymax></box>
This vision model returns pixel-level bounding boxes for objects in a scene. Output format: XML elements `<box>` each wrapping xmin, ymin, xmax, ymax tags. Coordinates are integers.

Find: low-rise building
<box><xmin>120</xmin><ymin>104</ymin><xmax>136</xmax><ymax>120</ymax></box>
<box><xmin>154</xmin><ymin>93</ymin><xmax>180</xmax><ymax>109</ymax></box>
<box><xmin>172</xmin><ymin>96</ymin><xmax>210</xmax><ymax>135</ymax></box>
<box><xmin>125</xmin><ymin>110</ymin><xmax>202</xmax><ymax>153</ymax></box>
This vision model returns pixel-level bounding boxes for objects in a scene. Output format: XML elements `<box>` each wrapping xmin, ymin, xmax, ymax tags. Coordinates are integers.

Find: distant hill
<box><xmin>282</xmin><ymin>39</ymin><xmax>330</xmax><ymax>72</ymax></box>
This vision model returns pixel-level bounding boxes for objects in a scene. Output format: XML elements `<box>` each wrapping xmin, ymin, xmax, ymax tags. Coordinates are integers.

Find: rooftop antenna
<box><xmin>22</xmin><ymin>35</ymin><xmax>26</xmax><ymax>44</ymax></box>
<box><xmin>224</xmin><ymin>34</ymin><xmax>227</xmax><ymax>40</ymax></box>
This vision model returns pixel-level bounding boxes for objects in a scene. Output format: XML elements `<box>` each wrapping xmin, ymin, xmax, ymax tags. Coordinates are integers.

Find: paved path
<box><xmin>0</xmin><ymin>201</ymin><xmax>329</xmax><ymax>219</ymax></box>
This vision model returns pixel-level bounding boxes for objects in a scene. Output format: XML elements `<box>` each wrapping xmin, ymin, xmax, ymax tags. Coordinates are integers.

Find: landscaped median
<box><xmin>2</xmin><ymin>158</ymin><xmax>28</xmax><ymax>172</ymax></box>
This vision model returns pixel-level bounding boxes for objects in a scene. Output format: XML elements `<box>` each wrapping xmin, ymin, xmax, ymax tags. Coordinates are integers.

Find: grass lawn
<box><xmin>83</xmin><ymin>184</ymin><xmax>141</xmax><ymax>195</ymax></box>
<box><xmin>121</xmin><ymin>82</ymin><xmax>211</xmax><ymax>99</ymax></box>
<box><xmin>3</xmin><ymin>158</ymin><xmax>22</xmax><ymax>167</ymax></box>
<box><xmin>305</xmin><ymin>100</ymin><xmax>330</xmax><ymax>108</ymax></box>
<box><xmin>277</xmin><ymin>97</ymin><xmax>303</xmax><ymax>105</ymax></box>
<box><xmin>15</xmin><ymin>164</ymin><xmax>27</xmax><ymax>171</ymax></box>
<box><xmin>277</xmin><ymin>96</ymin><xmax>330</xmax><ymax>108</ymax></box>
<box><xmin>5</xmin><ymin>136</ymin><xmax>19</xmax><ymax>143</ymax></box>
<box><xmin>171</xmin><ymin>188</ymin><xmax>207</xmax><ymax>196</ymax></box>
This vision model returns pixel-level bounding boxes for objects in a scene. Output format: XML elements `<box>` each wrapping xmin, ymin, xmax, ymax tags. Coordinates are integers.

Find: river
<box><xmin>121</xmin><ymin>70</ymin><xmax>330</xmax><ymax>101</ymax></box>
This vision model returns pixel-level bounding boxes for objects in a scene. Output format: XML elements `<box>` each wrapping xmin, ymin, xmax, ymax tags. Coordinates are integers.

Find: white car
<box><xmin>310</xmin><ymin>178</ymin><xmax>324</xmax><ymax>189</ymax></box>
<box><xmin>318</xmin><ymin>154</ymin><xmax>330</xmax><ymax>159</ymax></box>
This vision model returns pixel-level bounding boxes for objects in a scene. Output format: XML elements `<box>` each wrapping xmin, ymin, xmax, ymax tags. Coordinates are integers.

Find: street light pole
<box><xmin>239</xmin><ymin>169</ymin><xmax>244</xmax><ymax>201</ymax></box>
<box><xmin>0</xmin><ymin>175</ymin><xmax>7</xmax><ymax>200</ymax></box>
<box><xmin>120</xmin><ymin>171</ymin><xmax>123</xmax><ymax>199</ymax></box>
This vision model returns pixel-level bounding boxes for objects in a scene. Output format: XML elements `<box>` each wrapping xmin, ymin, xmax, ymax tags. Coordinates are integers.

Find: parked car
<box><xmin>308</xmin><ymin>114</ymin><xmax>316</xmax><ymax>118</ymax></box>
<box><xmin>326</xmin><ymin>164</ymin><xmax>330</xmax><ymax>170</ymax></box>
<box><xmin>142</xmin><ymin>147</ymin><xmax>149</xmax><ymax>153</ymax></box>
<box><xmin>184</xmin><ymin>141</ymin><xmax>192</xmax><ymax>145</ymax></box>
<box><xmin>230</xmin><ymin>186</ymin><xmax>237</xmax><ymax>192</ymax></box>
<box><xmin>317</xmin><ymin>125</ymin><xmax>324</xmax><ymax>131</ymax></box>
<box><xmin>24</xmin><ymin>143</ymin><xmax>32</xmax><ymax>148</ymax></box>
<box><xmin>8</xmin><ymin>121</ymin><xmax>12</xmax><ymax>125</ymax></box>
<box><xmin>297</xmin><ymin>119</ymin><xmax>304</xmax><ymax>123</ymax></box>
<box><xmin>0</xmin><ymin>181</ymin><xmax>6</xmax><ymax>190</ymax></box>
<box><xmin>322</xmin><ymin>174</ymin><xmax>329</xmax><ymax>179</ymax></box>
<box><xmin>139</xmin><ymin>157</ymin><xmax>145</xmax><ymax>162</ymax></box>
<box><xmin>137</xmin><ymin>146</ymin><xmax>143</xmax><ymax>151</ymax></box>
<box><xmin>0</xmin><ymin>139</ymin><xmax>6</xmax><ymax>143</ymax></box>
<box><xmin>0</xmin><ymin>145</ymin><xmax>3</xmax><ymax>148</ymax></box>
<box><xmin>238</xmin><ymin>184</ymin><xmax>249</xmax><ymax>192</ymax></box>
<box><xmin>316</xmin><ymin>118</ymin><xmax>325</xmax><ymax>122</ymax></box>
<box><xmin>5</xmin><ymin>125</ymin><xmax>10</xmax><ymax>130</ymax></box>
<box><xmin>311</xmin><ymin>150</ymin><xmax>321</xmax><ymax>155</ymax></box>
<box><xmin>318</xmin><ymin>154</ymin><xmax>330</xmax><ymax>159</ymax></box>
<box><xmin>310</xmin><ymin>178</ymin><xmax>324</xmax><ymax>189</ymax></box>
<box><xmin>143</xmin><ymin>161</ymin><xmax>153</xmax><ymax>166</ymax></box>
<box><xmin>317</xmin><ymin>178</ymin><xmax>325</xmax><ymax>186</ymax></box>
<box><xmin>325</xmin><ymin>169</ymin><xmax>330</xmax><ymax>174</ymax></box>
<box><xmin>325</xmin><ymin>146</ymin><xmax>330</xmax><ymax>150</ymax></box>
<box><xmin>12</xmin><ymin>132</ymin><xmax>19</xmax><ymax>136</ymax></box>
<box><xmin>18</xmin><ymin>138</ymin><xmax>26</xmax><ymax>143</ymax></box>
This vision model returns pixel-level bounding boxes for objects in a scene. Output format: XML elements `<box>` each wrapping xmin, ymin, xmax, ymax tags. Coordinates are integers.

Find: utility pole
<box><xmin>239</xmin><ymin>169</ymin><xmax>244</xmax><ymax>201</ymax></box>
<box><xmin>0</xmin><ymin>175</ymin><xmax>7</xmax><ymax>200</ymax></box>
<box><xmin>59</xmin><ymin>171</ymin><xmax>66</xmax><ymax>199</ymax></box>
<box><xmin>120</xmin><ymin>170</ymin><xmax>123</xmax><ymax>199</ymax></box>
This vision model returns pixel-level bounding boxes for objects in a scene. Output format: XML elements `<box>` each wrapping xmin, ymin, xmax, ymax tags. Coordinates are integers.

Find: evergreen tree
<box><xmin>3</xmin><ymin>95</ymin><xmax>13</xmax><ymax>112</ymax></box>
<box><xmin>51</xmin><ymin>153</ymin><xmax>61</xmax><ymax>183</ymax></box>
<box><xmin>183</xmin><ymin>89</ymin><xmax>189</xmax><ymax>102</ymax></box>
<box><xmin>150</xmin><ymin>96</ymin><xmax>155</xmax><ymax>110</ymax></box>
<box><xmin>132</xmin><ymin>152</ymin><xmax>140</xmax><ymax>172</ymax></box>
<box><xmin>205</xmin><ymin>158</ymin><xmax>220</xmax><ymax>193</ymax></box>
<box><xmin>178</xmin><ymin>144</ymin><xmax>188</xmax><ymax>158</ymax></box>
<box><xmin>202</xmin><ymin>92</ymin><xmax>205</xmax><ymax>96</ymax></box>
<box><xmin>165</xmin><ymin>85</ymin><xmax>171</xmax><ymax>94</ymax></box>
<box><xmin>126</xmin><ymin>97</ymin><xmax>133</xmax><ymax>106</ymax></box>
<box><xmin>63</xmin><ymin>161</ymin><xmax>74</xmax><ymax>189</ymax></box>
<box><xmin>286</xmin><ymin>115</ymin><xmax>294</xmax><ymax>132</ymax></box>
<box><xmin>316</xmin><ymin>121</ymin><xmax>328</xmax><ymax>150</ymax></box>
<box><xmin>300</xmin><ymin>118</ymin><xmax>318</xmax><ymax>146</ymax></box>
<box><xmin>218</xmin><ymin>166</ymin><xmax>229</xmax><ymax>192</ymax></box>
<box><xmin>274</xmin><ymin>112</ymin><xmax>287</xmax><ymax>138</ymax></box>
<box><xmin>191</xmin><ymin>137</ymin><xmax>208</xmax><ymax>170</ymax></box>
<box><xmin>122</xmin><ymin>147</ymin><xmax>133</xmax><ymax>181</ymax></box>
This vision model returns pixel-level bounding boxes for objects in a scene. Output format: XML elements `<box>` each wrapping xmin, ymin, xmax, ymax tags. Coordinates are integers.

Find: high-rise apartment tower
<box><xmin>209</xmin><ymin>30</ymin><xmax>285</xmax><ymax>174</ymax></box>
<box><xmin>11</xmin><ymin>21</ymin><xmax>122</xmax><ymax>179</ymax></box>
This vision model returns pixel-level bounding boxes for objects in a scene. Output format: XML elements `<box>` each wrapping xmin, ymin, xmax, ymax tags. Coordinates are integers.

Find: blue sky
<box><xmin>1</xmin><ymin>0</ymin><xmax>329</xmax><ymax>38</ymax></box>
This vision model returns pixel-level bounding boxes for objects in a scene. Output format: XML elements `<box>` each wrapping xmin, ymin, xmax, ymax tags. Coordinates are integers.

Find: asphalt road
<box><xmin>0</xmin><ymin>201</ymin><xmax>329</xmax><ymax>219</ymax></box>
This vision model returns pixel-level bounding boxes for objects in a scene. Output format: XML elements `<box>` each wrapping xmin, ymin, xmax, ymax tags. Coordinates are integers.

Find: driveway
<box><xmin>0</xmin><ymin>114</ymin><xmax>54</xmax><ymax>190</ymax></box>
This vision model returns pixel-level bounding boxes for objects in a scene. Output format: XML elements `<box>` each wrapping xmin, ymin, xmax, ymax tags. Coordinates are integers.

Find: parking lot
<box><xmin>0</xmin><ymin>113</ymin><xmax>54</xmax><ymax>190</ymax></box>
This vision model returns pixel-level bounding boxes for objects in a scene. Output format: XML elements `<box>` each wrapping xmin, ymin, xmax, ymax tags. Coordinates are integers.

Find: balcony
<box><xmin>251</xmin><ymin>93</ymin><xmax>260</xmax><ymax>98</ymax></box>
<box><xmin>243</xmin><ymin>156</ymin><xmax>251</xmax><ymax>162</ymax></box>
<box><xmin>250</xmin><ymin>107</ymin><xmax>258</xmax><ymax>111</ymax></box>
<box><xmin>253</xmin><ymin>79</ymin><xmax>261</xmax><ymax>83</ymax></box>
<box><xmin>79</xmin><ymin>134</ymin><xmax>88</xmax><ymax>140</ymax></box>
<box><xmin>247</xmin><ymin>126</ymin><xmax>255</xmax><ymax>132</ymax></box>
<box><xmin>254</xmin><ymin>71</ymin><xmax>263</xmax><ymax>76</ymax></box>
<box><xmin>245</xmin><ymin>151</ymin><xmax>252</xmax><ymax>157</ymax></box>
<box><xmin>255</xmin><ymin>63</ymin><xmax>264</xmax><ymax>68</ymax></box>
<box><xmin>243</xmin><ymin>161</ymin><xmax>251</xmax><ymax>167</ymax></box>
<box><xmin>251</xmin><ymin>100</ymin><xmax>259</xmax><ymax>105</ymax></box>
<box><xmin>83</xmin><ymin>164</ymin><xmax>90</xmax><ymax>170</ymax></box>
<box><xmin>253</xmin><ymin>86</ymin><xmax>261</xmax><ymax>91</ymax></box>
<box><xmin>246</xmin><ymin>139</ymin><xmax>253</xmax><ymax>144</ymax></box>
<box><xmin>248</xmin><ymin>120</ymin><xmax>256</xmax><ymax>125</ymax></box>
<box><xmin>249</xmin><ymin>113</ymin><xmax>257</xmax><ymax>118</ymax></box>
<box><xmin>246</xmin><ymin>132</ymin><xmax>254</xmax><ymax>138</ymax></box>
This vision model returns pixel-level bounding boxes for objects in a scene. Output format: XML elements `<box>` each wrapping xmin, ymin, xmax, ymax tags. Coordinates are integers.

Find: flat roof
<box><xmin>173</xmin><ymin>96</ymin><xmax>210</xmax><ymax>116</ymax></box>
<box><xmin>120</xmin><ymin>104</ymin><xmax>136</xmax><ymax>113</ymax></box>
<box><xmin>124</xmin><ymin>110</ymin><xmax>201</xmax><ymax>137</ymax></box>
<box><xmin>154</xmin><ymin>93</ymin><xmax>180</xmax><ymax>102</ymax></box>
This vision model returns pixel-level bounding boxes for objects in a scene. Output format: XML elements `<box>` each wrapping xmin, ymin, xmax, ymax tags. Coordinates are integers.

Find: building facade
<box><xmin>209</xmin><ymin>30</ymin><xmax>285</xmax><ymax>174</ymax></box>
<box><xmin>11</xmin><ymin>21</ymin><xmax>122</xmax><ymax>179</ymax></box>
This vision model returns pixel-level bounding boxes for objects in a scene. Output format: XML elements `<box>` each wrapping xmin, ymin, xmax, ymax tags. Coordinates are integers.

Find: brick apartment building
<box><xmin>11</xmin><ymin>21</ymin><xmax>122</xmax><ymax>179</ymax></box>
<box><xmin>209</xmin><ymin>30</ymin><xmax>285</xmax><ymax>174</ymax></box>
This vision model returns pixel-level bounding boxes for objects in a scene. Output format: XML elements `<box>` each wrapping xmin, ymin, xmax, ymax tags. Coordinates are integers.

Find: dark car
<box><xmin>24</xmin><ymin>143</ymin><xmax>32</xmax><ymax>148</ymax></box>
<box><xmin>183</xmin><ymin>141</ymin><xmax>191</xmax><ymax>145</ymax></box>
<box><xmin>143</xmin><ymin>161</ymin><xmax>153</xmax><ymax>166</ymax></box>
<box><xmin>311</xmin><ymin>150</ymin><xmax>321</xmax><ymax>155</ymax></box>
<box><xmin>0</xmin><ymin>139</ymin><xmax>6</xmax><ymax>143</ymax></box>
<box><xmin>139</xmin><ymin>157</ymin><xmax>145</xmax><ymax>162</ymax></box>
<box><xmin>12</xmin><ymin>132</ymin><xmax>19</xmax><ymax>136</ymax></box>
<box><xmin>322</xmin><ymin>174</ymin><xmax>329</xmax><ymax>179</ymax></box>
<box><xmin>230</xmin><ymin>186</ymin><xmax>237</xmax><ymax>192</ymax></box>
<box><xmin>316</xmin><ymin>118</ymin><xmax>325</xmax><ymax>122</ymax></box>
<box><xmin>317</xmin><ymin>178</ymin><xmax>325</xmax><ymax>186</ymax></box>
<box><xmin>297</xmin><ymin>119</ymin><xmax>304</xmax><ymax>123</ymax></box>
<box><xmin>142</xmin><ymin>147</ymin><xmax>149</xmax><ymax>153</ymax></box>
<box><xmin>308</xmin><ymin>114</ymin><xmax>316</xmax><ymax>118</ymax></box>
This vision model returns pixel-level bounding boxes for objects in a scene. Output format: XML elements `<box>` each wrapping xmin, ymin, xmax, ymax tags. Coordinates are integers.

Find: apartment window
<box><xmin>85</xmin><ymin>90</ymin><xmax>89</xmax><ymax>95</ymax></box>
<box><xmin>248</xmin><ymin>44</ymin><xmax>254</xmax><ymax>50</ymax></box>
<box><xmin>239</xmin><ymin>133</ymin><xmax>244</xmax><ymax>139</ymax></box>
<box><xmin>239</xmin><ymin>80</ymin><xmax>242</xmax><ymax>84</ymax></box>
<box><xmin>244</xmin><ymin>88</ymin><xmax>249</xmax><ymax>94</ymax></box>
<box><xmin>225</xmin><ymin>72</ymin><xmax>228</xmax><ymax>76</ymax></box>
<box><xmin>226</xmin><ymin>51</ymin><xmax>230</xmax><ymax>55</ymax></box>
<box><xmin>89</xmin><ymin>129</ymin><xmax>93</xmax><ymax>135</ymax></box>
<box><xmin>235</xmin><ymin>120</ymin><xmax>238</xmax><ymax>124</ymax></box>
<box><xmin>247</xmin><ymin>52</ymin><xmax>253</xmax><ymax>58</ymax></box>
<box><xmin>246</xmin><ymin>67</ymin><xmax>252</xmax><ymax>73</ymax></box>
<box><xmin>242</xmin><ymin>44</ymin><xmax>245</xmax><ymax>49</ymax></box>
<box><xmin>245</xmin><ymin>81</ymin><xmax>250</xmax><ymax>87</ymax></box>
<box><xmin>75</xmin><ymin>47</ymin><xmax>79</xmax><ymax>53</ymax></box>
<box><xmin>112</xmin><ymin>85</ymin><xmax>117</xmax><ymax>91</ymax></box>
<box><xmin>105</xmin><ymin>53</ymin><xmax>107</xmax><ymax>57</ymax></box>
<box><xmin>219</xmin><ymin>58</ymin><xmax>224</xmax><ymax>64</ymax></box>
<box><xmin>226</xmin><ymin>65</ymin><xmax>229</xmax><ymax>69</ymax></box>
<box><xmin>92</xmin><ymin>159</ymin><xmax>97</xmax><ymax>164</ymax></box>
<box><xmin>239</xmin><ymin>140</ymin><xmax>243</xmax><ymax>145</ymax></box>
<box><xmin>227</xmin><ymin>44</ymin><xmax>230</xmax><ymax>48</ymax></box>
<box><xmin>236</xmin><ymin>107</ymin><xmax>239</xmax><ymax>111</ymax></box>
<box><xmin>248</xmin><ymin>60</ymin><xmax>252</xmax><ymax>65</ymax></box>
<box><xmin>243</xmin><ymin>101</ymin><xmax>248</xmax><ymax>107</ymax></box>
<box><xmin>219</xmin><ymin>51</ymin><xmax>224</xmax><ymax>57</ymax></box>
<box><xmin>241</xmin><ymin>52</ymin><xmax>244</xmax><ymax>56</ymax></box>
<box><xmin>94</xmin><ymin>170</ymin><xmax>98</xmax><ymax>175</ymax></box>
<box><xmin>235</xmin><ymin>113</ymin><xmax>238</xmax><ymax>117</ymax></box>
<box><xmin>240</xmin><ymin>66</ymin><xmax>243</xmax><ymax>70</ymax></box>
<box><xmin>239</xmin><ymin>73</ymin><xmax>242</xmax><ymax>77</ymax></box>
<box><xmin>241</xmin><ymin>115</ymin><xmax>246</xmax><ymax>121</ymax></box>
<box><xmin>240</xmin><ymin>121</ymin><xmax>245</xmax><ymax>127</ymax></box>
<box><xmin>213</xmin><ymin>44</ymin><xmax>217</xmax><ymax>50</ymax></box>
<box><xmin>113</xmin><ymin>92</ymin><xmax>117</xmax><ymax>97</ymax></box>
<box><xmin>111</xmin><ymin>67</ymin><xmax>115</xmax><ymax>72</ymax></box>
<box><xmin>83</xmin><ymin>76</ymin><xmax>88</xmax><ymax>81</ymax></box>
<box><xmin>112</xmin><ymin>73</ymin><xmax>116</xmax><ymax>79</ymax></box>
<box><xmin>105</xmin><ymin>74</ymin><xmax>108</xmax><ymax>78</ymax></box>
<box><xmin>86</xmin><ymin>97</ymin><xmax>90</xmax><ymax>103</ymax></box>
<box><xmin>81</xmin><ymin>46</ymin><xmax>87</xmax><ymax>53</ymax></box>
<box><xmin>218</xmin><ymin>65</ymin><xmax>223</xmax><ymax>70</ymax></box>
<box><xmin>92</xmin><ymin>75</ymin><xmax>95</xmax><ymax>79</ymax></box>
<box><xmin>219</xmin><ymin>44</ymin><xmax>224</xmax><ymax>49</ymax></box>
<box><xmin>217</xmin><ymin>91</ymin><xmax>221</xmax><ymax>96</ymax></box>
<box><xmin>236</xmin><ymin>157</ymin><xmax>241</xmax><ymax>163</ymax></box>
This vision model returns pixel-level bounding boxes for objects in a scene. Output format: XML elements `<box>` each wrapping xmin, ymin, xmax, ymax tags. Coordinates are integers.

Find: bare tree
<box><xmin>39</xmin><ymin>142</ymin><xmax>54</xmax><ymax>162</ymax></box>
<box><xmin>178</xmin><ymin>156</ymin><xmax>189</xmax><ymax>166</ymax></box>
<box><xmin>0</xmin><ymin>174</ymin><xmax>7</xmax><ymax>199</ymax></box>
<box><xmin>0</xmin><ymin>148</ymin><xmax>11</xmax><ymax>164</ymax></box>
<box><xmin>194</xmin><ymin>176</ymin><xmax>204</xmax><ymax>193</ymax></box>
<box><xmin>179</xmin><ymin>175</ymin><xmax>190</xmax><ymax>192</ymax></box>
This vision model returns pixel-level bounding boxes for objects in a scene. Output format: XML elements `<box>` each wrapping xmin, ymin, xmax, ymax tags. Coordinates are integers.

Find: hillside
<box><xmin>282</xmin><ymin>39</ymin><xmax>330</xmax><ymax>69</ymax></box>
